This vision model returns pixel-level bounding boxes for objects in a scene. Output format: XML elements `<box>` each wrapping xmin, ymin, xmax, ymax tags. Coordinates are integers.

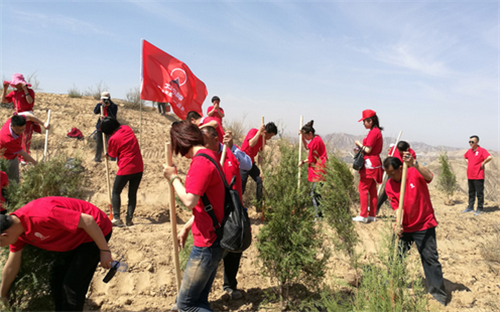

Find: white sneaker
<box><xmin>111</xmin><ymin>218</ymin><xmax>124</xmax><ymax>226</ymax></box>
<box><xmin>20</xmin><ymin>160</ymin><xmax>27</xmax><ymax>166</ymax></box>
<box><xmin>352</xmin><ymin>215</ymin><xmax>368</xmax><ymax>223</ymax></box>
<box><xmin>367</xmin><ymin>216</ymin><xmax>376</xmax><ymax>222</ymax></box>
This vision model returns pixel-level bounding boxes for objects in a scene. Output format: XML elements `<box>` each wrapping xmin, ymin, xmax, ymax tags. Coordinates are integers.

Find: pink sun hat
<box><xmin>8</xmin><ymin>73</ymin><xmax>31</xmax><ymax>87</ymax></box>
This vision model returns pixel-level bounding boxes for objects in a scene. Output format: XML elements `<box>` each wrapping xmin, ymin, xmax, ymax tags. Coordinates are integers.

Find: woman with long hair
<box><xmin>299</xmin><ymin>120</ymin><xmax>328</xmax><ymax>219</ymax></box>
<box><xmin>163</xmin><ymin>121</ymin><xmax>225</xmax><ymax>312</ymax></box>
<box><xmin>100</xmin><ymin>117</ymin><xmax>143</xmax><ymax>227</ymax></box>
<box><xmin>353</xmin><ymin>109</ymin><xmax>384</xmax><ymax>223</ymax></box>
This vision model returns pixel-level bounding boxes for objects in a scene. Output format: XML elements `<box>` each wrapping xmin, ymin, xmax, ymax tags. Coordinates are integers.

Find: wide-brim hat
<box><xmin>358</xmin><ymin>109</ymin><xmax>376</xmax><ymax>122</ymax></box>
<box><xmin>9</xmin><ymin>73</ymin><xmax>30</xmax><ymax>87</ymax></box>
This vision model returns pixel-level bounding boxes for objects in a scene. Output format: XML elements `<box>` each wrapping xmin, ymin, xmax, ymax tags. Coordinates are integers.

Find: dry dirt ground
<box><xmin>1</xmin><ymin>93</ymin><xmax>499</xmax><ymax>311</ymax></box>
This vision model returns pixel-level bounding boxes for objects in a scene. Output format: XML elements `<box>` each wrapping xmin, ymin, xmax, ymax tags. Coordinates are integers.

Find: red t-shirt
<box><xmin>307</xmin><ymin>135</ymin><xmax>328</xmax><ymax>182</ymax></box>
<box><xmin>10</xmin><ymin>197</ymin><xmax>112</xmax><ymax>253</ymax></box>
<box><xmin>5</xmin><ymin>89</ymin><xmax>35</xmax><ymax>113</ymax></box>
<box><xmin>107</xmin><ymin>126</ymin><xmax>144</xmax><ymax>176</ymax></box>
<box><xmin>241</xmin><ymin>128</ymin><xmax>266</xmax><ymax>164</ymax></box>
<box><xmin>360</xmin><ymin>127</ymin><xmax>383</xmax><ymax>182</ymax></box>
<box><xmin>186</xmin><ymin>149</ymin><xmax>225</xmax><ymax>247</ymax></box>
<box><xmin>464</xmin><ymin>146</ymin><xmax>490</xmax><ymax>180</ymax></box>
<box><xmin>206</xmin><ymin>106</ymin><xmax>224</xmax><ymax>124</ymax></box>
<box><xmin>0</xmin><ymin>171</ymin><xmax>8</xmax><ymax>212</ymax></box>
<box><xmin>200</xmin><ymin>116</ymin><xmax>225</xmax><ymax>144</ymax></box>
<box><xmin>0</xmin><ymin>118</ymin><xmax>23</xmax><ymax>160</ymax></box>
<box><xmin>388</xmin><ymin>146</ymin><xmax>417</xmax><ymax>161</ymax></box>
<box><xmin>385</xmin><ymin>167</ymin><xmax>438</xmax><ymax>233</ymax></box>
<box><xmin>219</xmin><ymin>147</ymin><xmax>243</xmax><ymax>203</ymax></box>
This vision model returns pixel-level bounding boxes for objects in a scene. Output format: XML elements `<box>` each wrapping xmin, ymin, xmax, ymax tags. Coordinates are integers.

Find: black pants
<box><xmin>467</xmin><ymin>179</ymin><xmax>484</xmax><ymax>211</ymax></box>
<box><xmin>158</xmin><ymin>102</ymin><xmax>166</xmax><ymax>114</ymax></box>
<box><xmin>51</xmin><ymin>231</ymin><xmax>112</xmax><ymax>311</ymax></box>
<box><xmin>94</xmin><ymin>131</ymin><xmax>109</xmax><ymax>162</ymax></box>
<box><xmin>112</xmin><ymin>172</ymin><xmax>143</xmax><ymax>221</ymax></box>
<box><xmin>240</xmin><ymin>163</ymin><xmax>263</xmax><ymax>210</ymax></box>
<box><xmin>223</xmin><ymin>251</ymin><xmax>242</xmax><ymax>291</ymax></box>
<box><xmin>397</xmin><ymin>227</ymin><xmax>447</xmax><ymax>305</ymax></box>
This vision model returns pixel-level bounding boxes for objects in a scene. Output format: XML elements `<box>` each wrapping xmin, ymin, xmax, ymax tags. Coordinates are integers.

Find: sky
<box><xmin>1</xmin><ymin>0</ymin><xmax>498</xmax><ymax>150</ymax></box>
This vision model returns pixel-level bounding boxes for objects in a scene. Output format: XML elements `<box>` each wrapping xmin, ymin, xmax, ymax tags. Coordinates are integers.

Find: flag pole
<box><xmin>298</xmin><ymin>115</ymin><xmax>303</xmax><ymax>188</ymax></box>
<box><xmin>43</xmin><ymin>109</ymin><xmax>51</xmax><ymax>161</ymax></box>
<box><xmin>220</xmin><ymin>145</ymin><xmax>228</xmax><ymax>166</ymax></box>
<box><xmin>166</xmin><ymin>142</ymin><xmax>182</xmax><ymax>291</ymax></box>
<box><xmin>100</xmin><ymin>106</ymin><xmax>113</xmax><ymax>220</ymax></box>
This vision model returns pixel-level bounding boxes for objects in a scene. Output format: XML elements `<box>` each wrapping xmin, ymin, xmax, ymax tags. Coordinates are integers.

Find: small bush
<box><xmin>84</xmin><ymin>81</ymin><xmax>108</xmax><ymax>100</ymax></box>
<box><xmin>352</xmin><ymin>225</ymin><xmax>428</xmax><ymax>312</ymax></box>
<box><xmin>125</xmin><ymin>86</ymin><xmax>143</xmax><ymax>110</ymax></box>
<box><xmin>0</xmin><ymin>155</ymin><xmax>87</xmax><ymax>311</ymax></box>
<box><xmin>437</xmin><ymin>151</ymin><xmax>457</xmax><ymax>202</ymax></box>
<box><xmin>25</xmin><ymin>71</ymin><xmax>42</xmax><ymax>92</ymax></box>
<box><xmin>319</xmin><ymin>154</ymin><xmax>359</xmax><ymax>258</ymax></box>
<box><xmin>224</xmin><ymin>114</ymin><xmax>247</xmax><ymax>147</ymax></box>
<box><xmin>258</xmin><ymin>141</ymin><xmax>330</xmax><ymax>308</ymax></box>
<box><xmin>67</xmin><ymin>85</ymin><xmax>83</xmax><ymax>98</ymax></box>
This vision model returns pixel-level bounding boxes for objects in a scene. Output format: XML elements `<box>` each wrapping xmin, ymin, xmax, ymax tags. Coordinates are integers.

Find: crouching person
<box><xmin>384</xmin><ymin>154</ymin><xmax>448</xmax><ymax>306</ymax></box>
<box><xmin>163</xmin><ymin>121</ymin><xmax>225</xmax><ymax>312</ymax></box>
<box><xmin>0</xmin><ymin>197</ymin><xmax>113</xmax><ymax>311</ymax></box>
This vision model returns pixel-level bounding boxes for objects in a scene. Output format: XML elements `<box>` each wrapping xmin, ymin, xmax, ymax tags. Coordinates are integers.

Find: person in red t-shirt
<box><xmin>298</xmin><ymin>120</ymin><xmax>328</xmax><ymax>219</ymax></box>
<box><xmin>1</xmin><ymin>74</ymin><xmax>39</xmax><ymax>164</ymax></box>
<box><xmin>0</xmin><ymin>115</ymin><xmax>50</xmax><ymax>182</ymax></box>
<box><xmin>463</xmin><ymin>135</ymin><xmax>492</xmax><ymax>215</ymax></box>
<box><xmin>0</xmin><ymin>171</ymin><xmax>8</xmax><ymax>214</ymax></box>
<box><xmin>101</xmin><ymin>117</ymin><xmax>144</xmax><ymax>226</ymax></box>
<box><xmin>353</xmin><ymin>109</ymin><xmax>383</xmax><ymax>223</ymax></box>
<box><xmin>384</xmin><ymin>154</ymin><xmax>448</xmax><ymax>306</ymax></box>
<box><xmin>163</xmin><ymin>121</ymin><xmax>225</xmax><ymax>312</ymax></box>
<box><xmin>186</xmin><ymin>110</ymin><xmax>225</xmax><ymax>144</ymax></box>
<box><xmin>0</xmin><ymin>197</ymin><xmax>114</xmax><ymax>311</ymax></box>
<box><xmin>377</xmin><ymin>141</ymin><xmax>417</xmax><ymax>215</ymax></box>
<box><xmin>206</xmin><ymin>95</ymin><xmax>224</xmax><ymax>126</ymax></box>
<box><xmin>240</xmin><ymin>122</ymin><xmax>278</xmax><ymax>211</ymax></box>
<box><xmin>196</xmin><ymin>126</ymin><xmax>251</xmax><ymax>300</ymax></box>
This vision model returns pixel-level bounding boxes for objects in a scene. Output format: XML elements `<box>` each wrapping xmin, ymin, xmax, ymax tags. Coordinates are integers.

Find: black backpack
<box><xmin>195</xmin><ymin>153</ymin><xmax>252</xmax><ymax>253</ymax></box>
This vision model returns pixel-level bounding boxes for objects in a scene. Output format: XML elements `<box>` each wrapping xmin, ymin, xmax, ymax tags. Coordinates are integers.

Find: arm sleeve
<box><xmin>231</xmin><ymin>145</ymin><xmax>252</xmax><ymax>171</ymax></box>
<box><xmin>93</xmin><ymin>104</ymin><xmax>102</xmax><ymax>115</ymax></box>
<box><xmin>107</xmin><ymin>137</ymin><xmax>118</xmax><ymax>158</ymax></box>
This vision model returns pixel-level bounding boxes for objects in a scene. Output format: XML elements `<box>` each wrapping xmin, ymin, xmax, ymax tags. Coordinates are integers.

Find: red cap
<box><xmin>358</xmin><ymin>109</ymin><xmax>376</xmax><ymax>122</ymax></box>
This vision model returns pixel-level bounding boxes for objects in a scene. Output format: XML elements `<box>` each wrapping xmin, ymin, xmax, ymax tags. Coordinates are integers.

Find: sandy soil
<box><xmin>1</xmin><ymin>93</ymin><xmax>499</xmax><ymax>311</ymax></box>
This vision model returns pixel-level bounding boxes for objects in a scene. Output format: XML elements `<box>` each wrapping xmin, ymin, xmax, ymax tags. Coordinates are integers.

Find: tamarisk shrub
<box><xmin>0</xmin><ymin>155</ymin><xmax>86</xmax><ymax>311</ymax></box>
<box><xmin>257</xmin><ymin>141</ymin><xmax>330</xmax><ymax>308</ymax></box>
<box><xmin>437</xmin><ymin>151</ymin><xmax>457</xmax><ymax>204</ymax></box>
<box><xmin>318</xmin><ymin>155</ymin><xmax>359</xmax><ymax>258</ymax></box>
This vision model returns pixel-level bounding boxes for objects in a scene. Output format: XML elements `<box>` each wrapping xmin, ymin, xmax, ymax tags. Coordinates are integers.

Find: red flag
<box><xmin>141</xmin><ymin>40</ymin><xmax>207</xmax><ymax>120</ymax></box>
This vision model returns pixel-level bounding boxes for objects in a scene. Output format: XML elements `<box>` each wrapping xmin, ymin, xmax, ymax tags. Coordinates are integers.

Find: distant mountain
<box><xmin>320</xmin><ymin>132</ymin><xmax>464</xmax><ymax>162</ymax></box>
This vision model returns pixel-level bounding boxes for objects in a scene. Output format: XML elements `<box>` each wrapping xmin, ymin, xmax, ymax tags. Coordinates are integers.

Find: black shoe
<box><xmin>94</xmin><ymin>159</ymin><xmax>102</xmax><ymax>163</ymax></box>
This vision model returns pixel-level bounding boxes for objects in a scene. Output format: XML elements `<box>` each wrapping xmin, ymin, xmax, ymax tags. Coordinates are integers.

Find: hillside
<box><xmin>1</xmin><ymin>92</ymin><xmax>499</xmax><ymax>311</ymax></box>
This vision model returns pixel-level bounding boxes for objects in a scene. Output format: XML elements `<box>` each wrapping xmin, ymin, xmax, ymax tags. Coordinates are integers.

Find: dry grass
<box><xmin>480</xmin><ymin>224</ymin><xmax>500</xmax><ymax>275</ymax></box>
<box><xmin>224</xmin><ymin>114</ymin><xmax>247</xmax><ymax>147</ymax></box>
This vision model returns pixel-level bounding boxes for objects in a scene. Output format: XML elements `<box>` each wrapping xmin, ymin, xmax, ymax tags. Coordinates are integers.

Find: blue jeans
<box><xmin>177</xmin><ymin>241</ymin><xmax>224</xmax><ymax>312</ymax></box>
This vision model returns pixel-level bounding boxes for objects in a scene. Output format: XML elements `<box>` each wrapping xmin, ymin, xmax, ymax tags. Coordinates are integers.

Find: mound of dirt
<box><xmin>1</xmin><ymin>92</ymin><xmax>499</xmax><ymax>311</ymax></box>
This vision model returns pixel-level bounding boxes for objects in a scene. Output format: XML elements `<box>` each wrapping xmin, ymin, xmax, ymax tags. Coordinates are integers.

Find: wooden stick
<box><xmin>43</xmin><ymin>110</ymin><xmax>51</xmax><ymax>161</ymax></box>
<box><xmin>394</xmin><ymin>161</ymin><xmax>408</xmax><ymax>259</ymax></box>
<box><xmin>100</xmin><ymin>106</ymin><xmax>113</xmax><ymax>220</ymax></box>
<box><xmin>377</xmin><ymin>131</ymin><xmax>403</xmax><ymax>198</ymax></box>
<box><xmin>166</xmin><ymin>142</ymin><xmax>182</xmax><ymax>292</ymax></box>
<box><xmin>220</xmin><ymin>144</ymin><xmax>227</xmax><ymax>166</ymax></box>
<box><xmin>298</xmin><ymin>115</ymin><xmax>303</xmax><ymax>189</ymax></box>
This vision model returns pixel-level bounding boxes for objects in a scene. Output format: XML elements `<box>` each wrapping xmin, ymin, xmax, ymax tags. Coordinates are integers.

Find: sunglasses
<box><xmin>469</xmin><ymin>141</ymin><xmax>476</xmax><ymax>144</ymax></box>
